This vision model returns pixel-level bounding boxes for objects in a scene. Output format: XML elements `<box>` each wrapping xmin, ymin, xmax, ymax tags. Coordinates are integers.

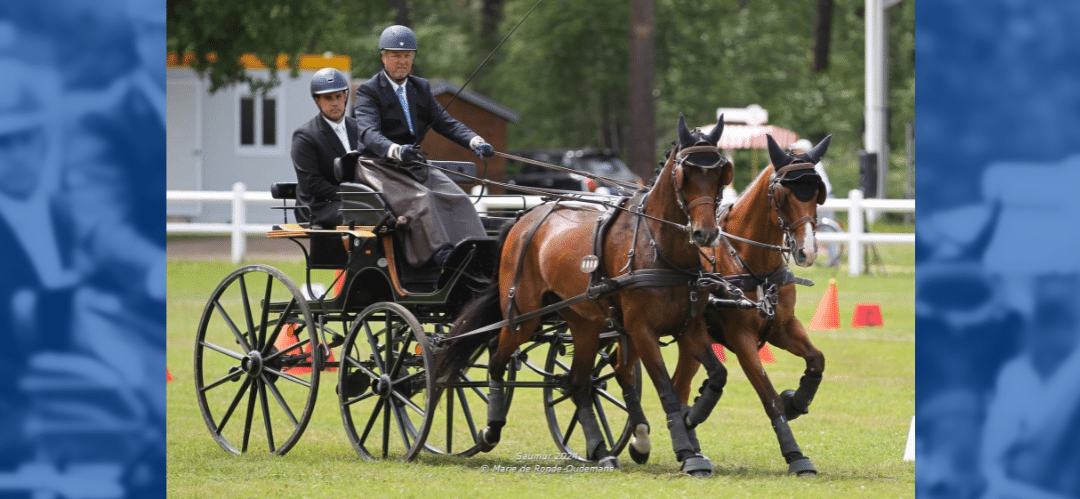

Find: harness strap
<box><xmin>455</xmin><ymin>269</ymin><xmax>695</xmax><ymax>340</ymax></box>
<box><xmin>505</xmin><ymin>201</ymin><xmax>561</xmax><ymax>328</ymax></box>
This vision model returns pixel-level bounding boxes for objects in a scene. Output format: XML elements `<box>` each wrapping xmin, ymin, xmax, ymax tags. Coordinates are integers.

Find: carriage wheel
<box><xmin>338</xmin><ymin>302</ymin><xmax>434</xmax><ymax>461</ymax></box>
<box><xmin>543</xmin><ymin>335</ymin><xmax>641</xmax><ymax>461</ymax></box>
<box><xmin>421</xmin><ymin>328</ymin><xmax>517</xmax><ymax>458</ymax></box>
<box><xmin>194</xmin><ymin>265</ymin><xmax>319</xmax><ymax>456</ymax></box>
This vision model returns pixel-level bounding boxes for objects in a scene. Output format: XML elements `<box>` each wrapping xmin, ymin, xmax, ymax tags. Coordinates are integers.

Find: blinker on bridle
<box><xmin>768</xmin><ymin>161</ymin><xmax>820</xmax><ymax>255</ymax></box>
<box><xmin>674</xmin><ymin>145</ymin><xmax>728</xmax><ymax>170</ymax></box>
<box><xmin>669</xmin><ymin>142</ymin><xmax>729</xmax><ymax>240</ymax></box>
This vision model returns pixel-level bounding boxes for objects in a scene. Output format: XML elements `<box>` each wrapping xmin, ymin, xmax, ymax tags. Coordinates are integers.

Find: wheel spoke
<box><xmin>363</xmin><ymin>321</ymin><xmax>386</xmax><ymax>373</ymax></box>
<box><xmin>594</xmin><ymin>388</ymin><xmax>628</xmax><ymax>411</ymax></box>
<box><xmin>445</xmin><ymin>387</ymin><xmax>454</xmax><ymax>453</ymax></box>
<box><xmin>456</xmin><ymin>386</ymin><xmax>478</xmax><ymax>443</ymax></box>
<box><xmin>553</xmin><ymin>357</ymin><xmax>570</xmax><ymax>373</ymax></box>
<box><xmin>391</xmin><ymin>399</ymin><xmax>412</xmax><ymax>450</ymax></box>
<box><xmin>238</xmin><ymin>274</ymin><xmax>258</xmax><ymax>353</ymax></box>
<box><xmin>214</xmin><ymin>300</ymin><xmax>253</xmax><ymax>353</ymax></box>
<box><xmin>562</xmin><ymin>412</ymin><xmax>579</xmax><ymax>446</ymax></box>
<box><xmin>257</xmin><ymin>274</ymin><xmax>273</xmax><ymax>349</ymax></box>
<box><xmin>546</xmin><ymin>391</ymin><xmax>571</xmax><ymax>407</ymax></box>
<box><xmin>382</xmin><ymin>393</ymin><xmax>391</xmax><ymax>458</ymax></box>
<box><xmin>594</xmin><ymin>396</ymin><xmax>614</xmax><ymax>447</ymax></box>
<box><xmin>359</xmin><ymin>397</ymin><xmax>386</xmax><ymax>447</ymax></box>
<box><xmin>241</xmin><ymin>380</ymin><xmax>257</xmax><ymax>452</ymax></box>
<box><xmin>459</xmin><ymin>372</ymin><xmax>490</xmax><ymax>403</ymax></box>
<box><xmin>201</xmin><ymin>368</ymin><xmax>243</xmax><ymax>393</ymax></box>
<box><xmin>261</xmin><ymin>299</ymin><xmax>296</xmax><ymax>356</ymax></box>
<box><xmin>200</xmin><ymin>341</ymin><xmax>245</xmax><ymax>361</ymax></box>
<box><xmin>387</xmin><ymin>334</ymin><xmax>414</xmax><ymax>379</ymax></box>
<box><xmin>261</xmin><ymin>373</ymin><xmax>298</xmax><ymax>427</ymax></box>
<box><xmin>344</xmin><ymin>356</ymin><xmax>379</xmax><ymax>380</ymax></box>
<box><xmin>258</xmin><ymin>379</ymin><xmax>276</xmax><ymax>452</ymax></box>
<box><xmin>215</xmin><ymin>377</ymin><xmax>252</xmax><ymax>434</ymax></box>
<box><xmin>271</xmin><ymin>368</ymin><xmax>312</xmax><ymax>388</ymax></box>
<box><xmin>390</xmin><ymin>390</ymin><xmax>424</xmax><ymax>415</ymax></box>
<box><xmin>343</xmin><ymin>390</ymin><xmax>377</xmax><ymax>407</ymax></box>
<box><xmin>263</xmin><ymin>336</ymin><xmax>311</xmax><ymax>363</ymax></box>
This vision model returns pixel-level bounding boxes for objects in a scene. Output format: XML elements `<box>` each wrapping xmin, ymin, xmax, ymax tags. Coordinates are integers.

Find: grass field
<box><xmin>167</xmin><ymin>243</ymin><xmax>914</xmax><ymax>498</ymax></box>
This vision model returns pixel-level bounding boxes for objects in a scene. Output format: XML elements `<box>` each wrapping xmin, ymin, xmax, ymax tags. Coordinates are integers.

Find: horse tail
<box><xmin>436</xmin><ymin>220</ymin><xmax>516</xmax><ymax>378</ymax></box>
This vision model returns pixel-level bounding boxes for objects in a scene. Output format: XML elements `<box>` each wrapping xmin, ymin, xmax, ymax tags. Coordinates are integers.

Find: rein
<box><xmin>494</xmin><ymin>151</ymin><xmax>647</xmax><ymax>193</ymax></box>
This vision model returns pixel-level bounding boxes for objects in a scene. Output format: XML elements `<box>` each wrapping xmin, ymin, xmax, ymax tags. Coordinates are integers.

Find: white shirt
<box><xmin>380</xmin><ymin>71</ymin><xmax>485</xmax><ymax>159</ymax></box>
<box><xmin>322</xmin><ymin>115</ymin><xmax>352</xmax><ymax>153</ymax></box>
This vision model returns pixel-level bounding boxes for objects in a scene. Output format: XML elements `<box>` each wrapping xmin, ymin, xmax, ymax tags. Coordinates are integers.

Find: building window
<box><xmin>238</xmin><ymin>92</ymin><xmax>280</xmax><ymax>152</ymax></box>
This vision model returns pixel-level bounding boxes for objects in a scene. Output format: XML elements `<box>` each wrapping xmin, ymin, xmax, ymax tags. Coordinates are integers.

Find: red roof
<box><xmin>699</xmin><ymin>124</ymin><xmax>799</xmax><ymax>150</ymax></box>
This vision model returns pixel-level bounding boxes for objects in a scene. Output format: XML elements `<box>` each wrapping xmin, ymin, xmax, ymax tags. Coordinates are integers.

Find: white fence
<box><xmin>167</xmin><ymin>183</ymin><xmax>914</xmax><ymax>275</ymax></box>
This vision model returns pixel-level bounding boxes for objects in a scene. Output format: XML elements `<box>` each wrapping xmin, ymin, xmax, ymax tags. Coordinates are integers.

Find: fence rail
<box><xmin>167</xmin><ymin>183</ymin><xmax>914</xmax><ymax>275</ymax></box>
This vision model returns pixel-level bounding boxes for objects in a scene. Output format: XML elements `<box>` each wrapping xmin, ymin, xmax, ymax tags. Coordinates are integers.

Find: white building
<box><xmin>166</xmin><ymin>53</ymin><xmax>351</xmax><ymax>225</ymax></box>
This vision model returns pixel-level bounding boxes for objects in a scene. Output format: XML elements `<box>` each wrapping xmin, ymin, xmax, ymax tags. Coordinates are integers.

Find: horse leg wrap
<box><xmin>782</xmin><ymin>374</ymin><xmax>822</xmax><ymax>421</ymax></box>
<box><xmin>686</xmin><ymin>377</ymin><xmax>724</xmax><ymax>429</ymax></box>
<box><xmin>666</xmin><ymin>407</ymin><xmax>698</xmax><ymax>461</ymax></box>
<box><xmin>577</xmin><ymin>406</ymin><xmax>617</xmax><ymax>467</ymax></box>
<box><xmin>622</xmin><ymin>387</ymin><xmax>651</xmax><ymax>464</ymax></box>
<box><xmin>679</xmin><ymin>454</ymin><xmax>714</xmax><ymax>477</ymax></box>
<box><xmin>477</xmin><ymin>380</ymin><xmax>508</xmax><ymax>452</ymax></box>
<box><xmin>771</xmin><ymin>415</ymin><xmax>816</xmax><ymax>475</ymax></box>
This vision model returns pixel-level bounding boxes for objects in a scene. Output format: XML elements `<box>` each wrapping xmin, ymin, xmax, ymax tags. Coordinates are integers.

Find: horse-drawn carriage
<box><xmin>193</xmin><ymin>115</ymin><xmax>831</xmax><ymax>476</ymax></box>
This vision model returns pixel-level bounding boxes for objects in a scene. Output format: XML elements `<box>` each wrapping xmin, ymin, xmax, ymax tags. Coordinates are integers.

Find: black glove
<box><xmin>399</xmin><ymin>145</ymin><xmax>425</xmax><ymax>163</ymax></box>
<box><xmin>472</xmin><ymin>141</ymin><xmax>494</xmax><ymax>158</ymax></box>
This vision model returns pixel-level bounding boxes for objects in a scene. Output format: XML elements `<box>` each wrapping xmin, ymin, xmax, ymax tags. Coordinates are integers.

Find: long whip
<box><xmin>412</xmin><ymin>0</ymin><xmax>548</xmax><ymax>147</ymax></box>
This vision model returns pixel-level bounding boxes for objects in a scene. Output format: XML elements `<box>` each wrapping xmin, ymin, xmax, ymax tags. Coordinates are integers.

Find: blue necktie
<box><xmin>396</xmin><ymin>85</ymin><xmax>415</xmax><ymax>135</ymax></box>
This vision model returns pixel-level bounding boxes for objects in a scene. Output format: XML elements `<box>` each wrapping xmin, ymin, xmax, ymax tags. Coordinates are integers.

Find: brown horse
<box><xmin>440</xmin><ymin>114</ymin><xmax>732</xmax><ymax>474</ymax></box>
<box><xmin>669</xmin><ymin>134</ymin><xmax>832</xmax><ymax>476</ymax></box>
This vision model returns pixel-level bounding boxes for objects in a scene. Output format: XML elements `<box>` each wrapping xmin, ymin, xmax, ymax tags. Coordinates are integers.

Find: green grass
<box><xmin>168</xmin><ymin>248</ymin><xmax>913</xmax><ymax>498</ymax></box>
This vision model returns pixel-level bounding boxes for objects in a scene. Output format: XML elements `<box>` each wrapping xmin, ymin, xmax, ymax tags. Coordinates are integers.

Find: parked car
<box><xmin>504</xmin><ymin>149</ymin><xmax>643</xmax><ymax>195</ymax></box>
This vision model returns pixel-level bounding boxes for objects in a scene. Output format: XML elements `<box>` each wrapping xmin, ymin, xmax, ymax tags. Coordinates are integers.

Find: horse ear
<box><xmin>808</xmin><ymin>135</ymin><xmax>833</xmax><ymax>164</ymax></box>
<box><xmin>706</xmin><ymin>114</ymin><xmax>725</xmax><ymax>144</ymax></box>
<box><xmin>720</xmin><ymin>160</ymin><xmax>734</xmax><ymax>186</ymax></box>
<box><xmin>766</xmin><ymin>134</ymin><xmax>791</xmax><ymax>168</ymax></box>
<box><xmin>677</xmin><ymin>113</ymin><xmax>695</xmax><ymax>147</ymax></box>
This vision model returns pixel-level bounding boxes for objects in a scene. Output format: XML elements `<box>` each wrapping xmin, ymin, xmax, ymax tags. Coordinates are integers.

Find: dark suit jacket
<box><xmin>354</xmin><ymin>71</ymin><xmax>477</xmax><ymax>157</ymax></box>
<box><xmin>291</xmin><ymin>114</ymin><xmax>360</xmax><ymax>227</ymax></box>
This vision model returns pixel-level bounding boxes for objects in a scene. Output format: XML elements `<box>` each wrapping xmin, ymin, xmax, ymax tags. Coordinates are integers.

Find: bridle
<box><xmin>670</xmin><ymin>141</ymin><xmax>729</xmax><ymax>235</ymax></box>
<box><xmin>768</xmin><ymin>162</ymin><xmax>820</xmax><ymax>254</ymax></box>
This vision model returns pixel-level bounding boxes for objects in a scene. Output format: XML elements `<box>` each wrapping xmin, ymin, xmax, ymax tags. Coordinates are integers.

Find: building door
<box><xmin>166</xmin><ymin>77</ymin><xmax>202</xmax><ymax>217</ymax></box>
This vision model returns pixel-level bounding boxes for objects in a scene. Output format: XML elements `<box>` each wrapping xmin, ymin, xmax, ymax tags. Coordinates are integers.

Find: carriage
<box><xmin>193</xmin><ymin>160</ymin><xmax>643</xmax><ymax>461</ymax></box>
<box><xmin>193</xmin><ymin>118</ymin><xmax>831</xmax><ymax>476</ymax></box>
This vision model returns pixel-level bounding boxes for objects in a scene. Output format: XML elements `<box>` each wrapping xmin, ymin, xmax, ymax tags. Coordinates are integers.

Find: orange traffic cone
<box><xmin>809</xmin><ymin>278</ymin><xmax>840</xmax><ymax>330</ymax></box>
<box><xmin>851</xmin><ymin>303</ymin><xmax>884</xmax><ymax>327</ymax></box>
<box><xmin>712</xmin><ymin>344</ymin><xmax>776</xmax><ymax>363</ymax></box>
<box><xmin>333</xmin><ymin>269</ymin><xmax>346</xmax><ymax>297</ymax></box>
<box><xmin>272</xmin><ymin>324</ymin><xmax>336</xmax><ymax>374</ymax></box>
<box><xmin>166</xmin><ymin>367</ymin><xmax>173</xmax><ymax>383</ymax></box>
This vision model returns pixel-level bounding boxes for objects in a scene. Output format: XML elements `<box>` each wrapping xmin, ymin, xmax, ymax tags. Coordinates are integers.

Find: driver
<box><xmin>353</xmin><ymin>25</ymin><xmax>492</xmax><ymax>267</ymax></box>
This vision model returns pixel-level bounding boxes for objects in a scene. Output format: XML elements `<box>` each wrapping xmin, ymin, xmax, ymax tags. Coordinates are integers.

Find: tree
<box><xmin>812</xmin><ymin>0</ymin><xmax>834</xmax><ymax>72</ymax></box>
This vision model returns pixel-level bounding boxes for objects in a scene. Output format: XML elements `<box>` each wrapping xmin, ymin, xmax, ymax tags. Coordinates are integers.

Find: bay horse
<box><xmin>440</xmin><ymin>114</ymin><xmax>732</xmax><ymax>474</ymax></box>
<box><xmin>668</xmin><ymin>134</ymin><xmax>832</xmax><ymax>476</ymax></box>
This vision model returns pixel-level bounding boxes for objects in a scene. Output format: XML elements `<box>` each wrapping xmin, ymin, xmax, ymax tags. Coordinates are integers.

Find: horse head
<box><xmin>765</xmin><ymin>134</ymin><xmax>832</xmax><ymax>266</ymax></box>
<box><xmin>666</xmin><ymin>113</ymin><xmax>733</xmax><ymax>247</ymax></box>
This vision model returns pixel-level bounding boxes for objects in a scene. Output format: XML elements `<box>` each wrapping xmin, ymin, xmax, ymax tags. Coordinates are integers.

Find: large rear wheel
<box><xmin>338</xmin><ymin>302</ymin><xmax>434</xmax><ymax>461</ymax></box>
<box><xmin>194</xmin><ymin>265</ymin><xmax>319</xmax><ymax>455</ymax></box>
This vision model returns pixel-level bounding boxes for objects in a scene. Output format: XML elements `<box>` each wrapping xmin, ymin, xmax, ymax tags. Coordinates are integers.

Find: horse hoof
<box><xmin>787</xmin><ymin>457</ymin><xmax>817</xmax><ymax>476</ymax></box>
<box><xmin>597</xmin><ymin>455</ymin><xmax>621</xmax><ymax>469</ymax></box>
<box><xmin>781</xmin><ymin>390</ymin><xmax>808</xmax><ymax>421</ymax></box>
<box><xmin>475</xmin><ymin>428</ymin><xmax>498</xmax><ymax>453</ymax></box>
<box><xmin>680</xmin><ymin>455</ymin><xmax>713</xmax><ymax>477</ymax></box>
<box><xmin>629</xmin><ymin>424</ymin><xmax>651</xmax><ymax>464</ymax></box>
